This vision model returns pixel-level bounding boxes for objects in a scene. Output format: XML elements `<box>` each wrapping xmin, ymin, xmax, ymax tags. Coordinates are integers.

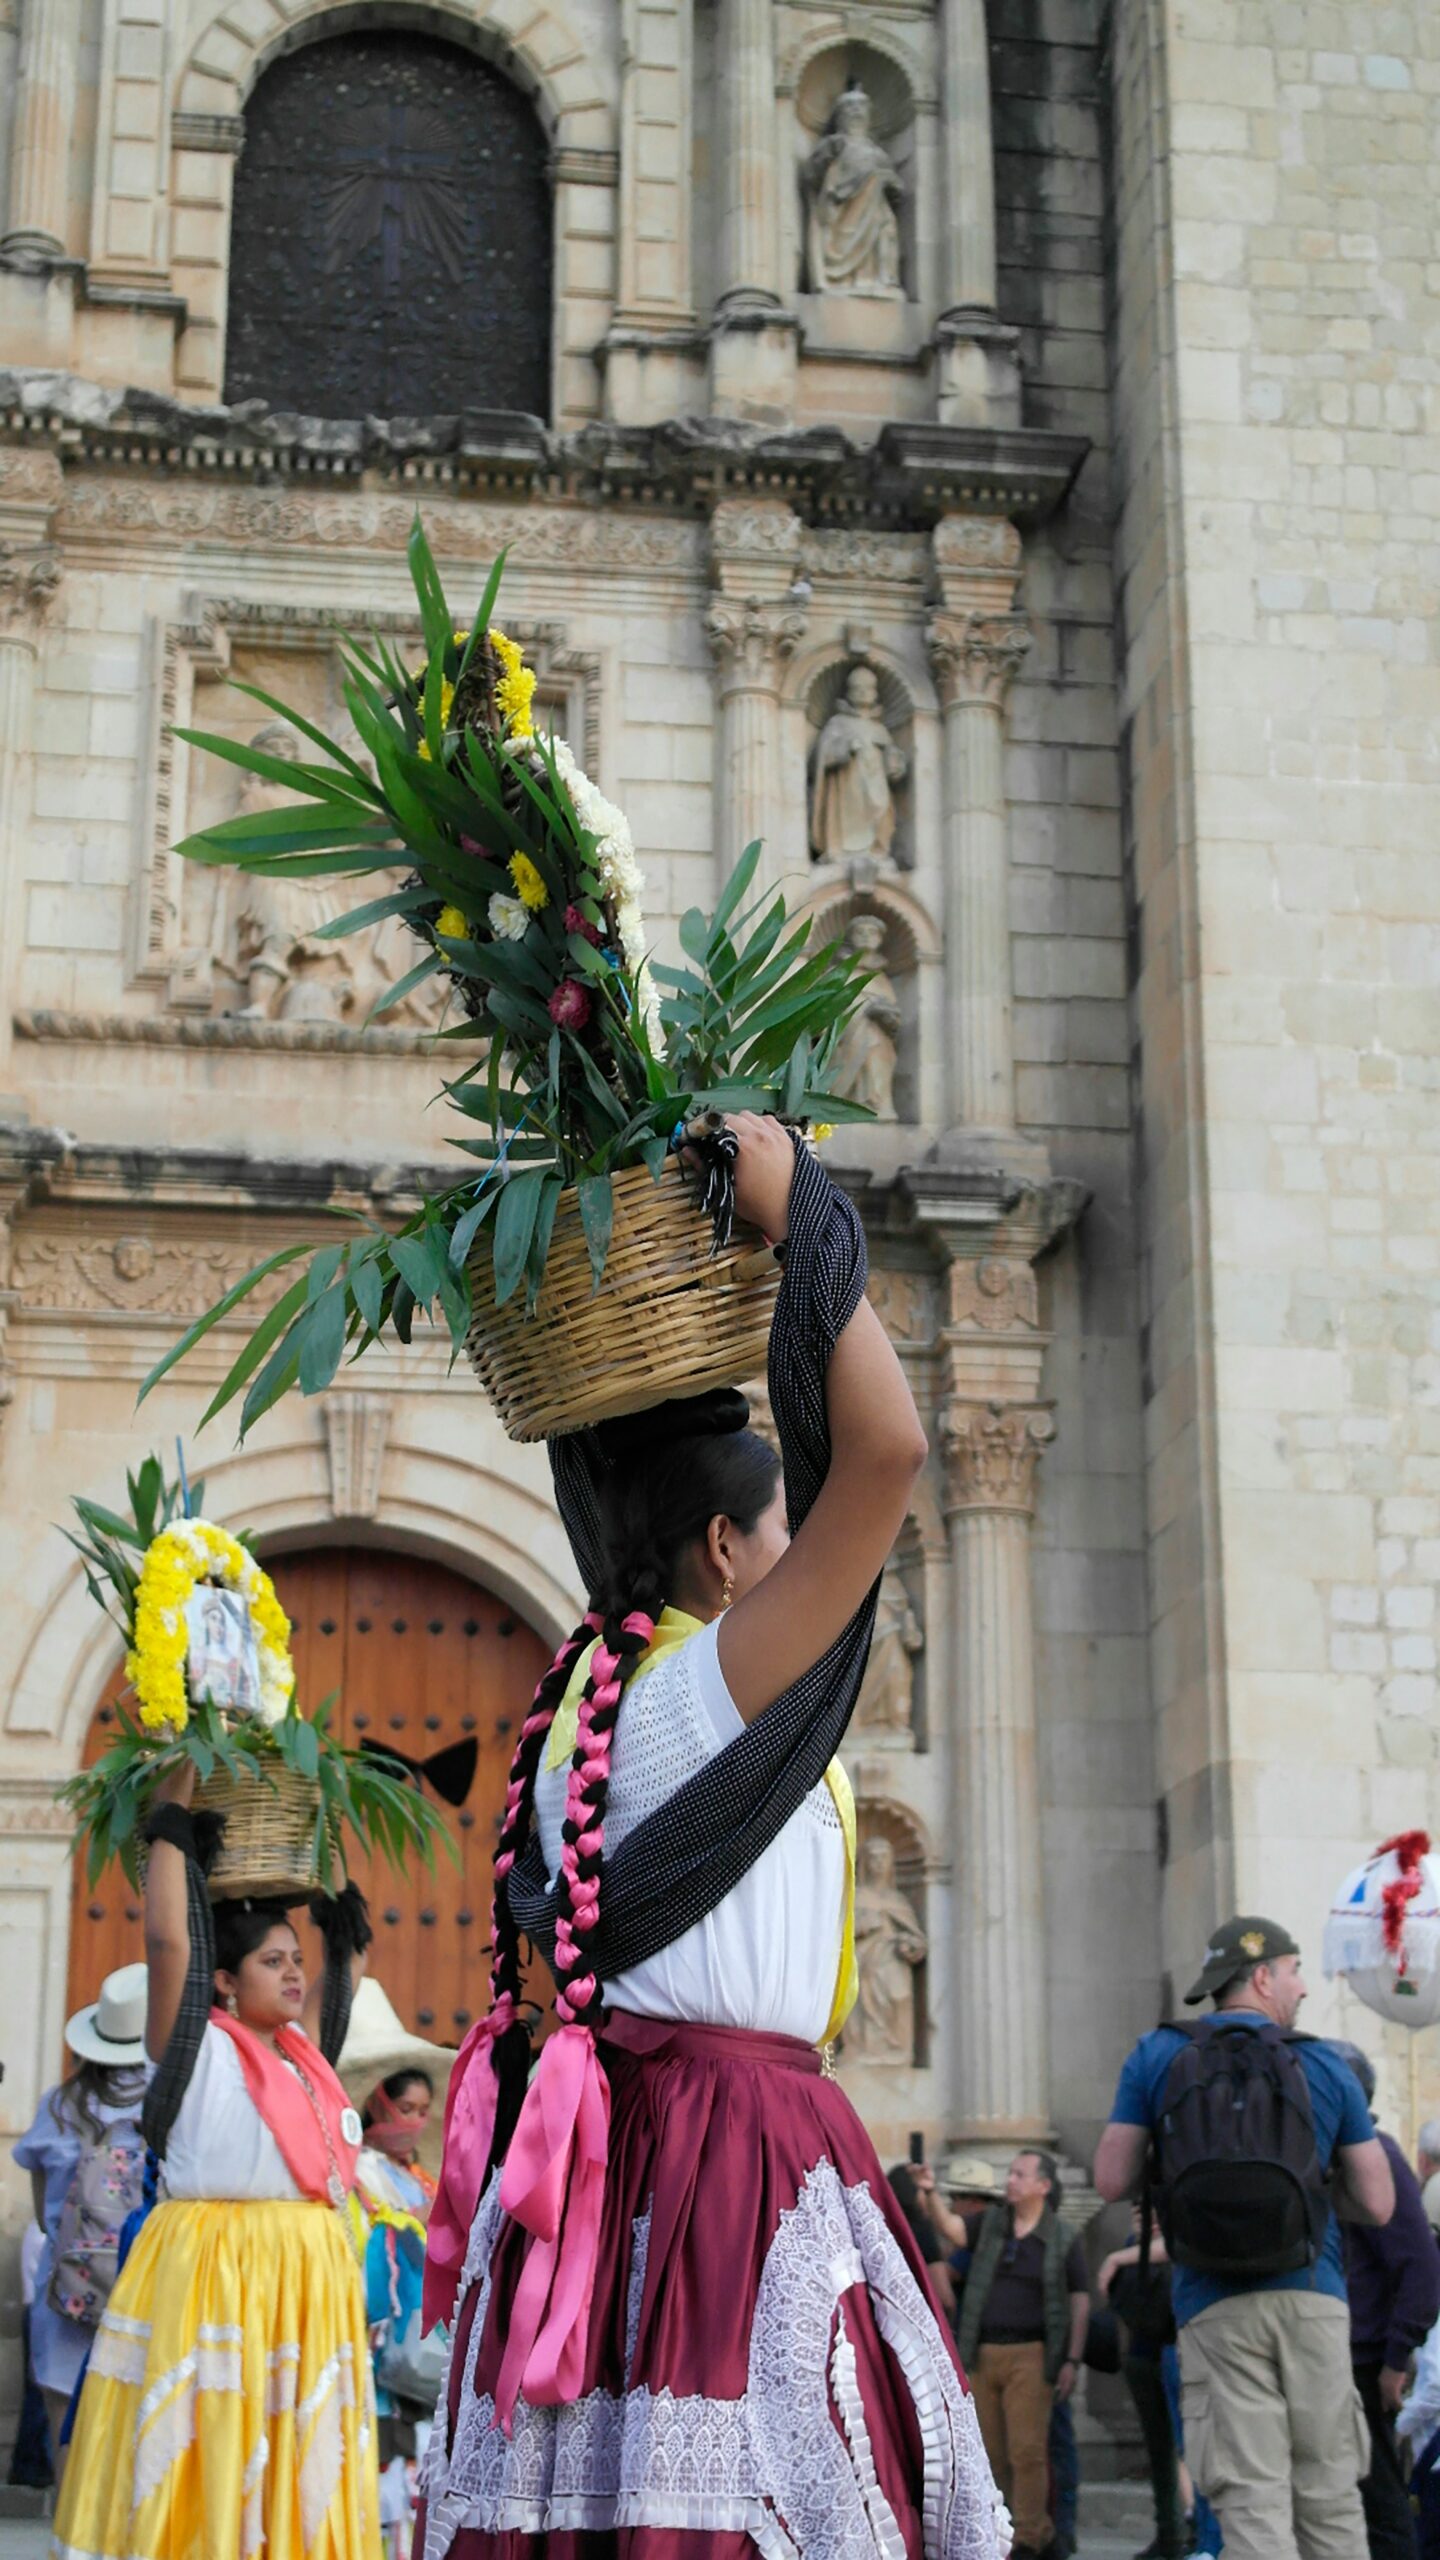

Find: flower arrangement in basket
<box><xmin>140</xmin><ymin>519</ymin><xmax>873</xmax><ymax>1442</ymax></box>
<box><xmin>60</xmin><ymin>1456</ymin><xmax>455</xmax><ymax>1899</ymax></box>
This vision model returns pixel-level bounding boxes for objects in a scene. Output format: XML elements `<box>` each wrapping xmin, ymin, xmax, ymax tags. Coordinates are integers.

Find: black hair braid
<box><xmin>550</xmin><ymin>1601</ymin><xmax>655</xmax><ymax>2031</ymax></box>
<box><xmin>482</xmin><ymin>1610</ymin><xmax>597</xmax><ymax>2177</ymax></box>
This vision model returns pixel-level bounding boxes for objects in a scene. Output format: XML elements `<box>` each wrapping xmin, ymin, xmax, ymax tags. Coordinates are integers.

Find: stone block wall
<box><xmin>1111</xmin><ymin>0</ymin><xmax>1440</xmax><ymax>2112</ymax></box>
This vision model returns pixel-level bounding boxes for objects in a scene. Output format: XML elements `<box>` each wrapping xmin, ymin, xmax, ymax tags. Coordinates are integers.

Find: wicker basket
<box><xmin>466</xmin><ymin>1158</ymin><xmax>780</xmax><ymax>1442</ymax></box>
<box><xmin>196</xmin><ymin>1757</ymin><xmax>322</xmax><ymax>1902</ymax></box>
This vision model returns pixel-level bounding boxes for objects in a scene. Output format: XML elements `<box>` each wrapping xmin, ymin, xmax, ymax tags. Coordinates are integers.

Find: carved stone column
<box><xmin>898</xmin><ymin>1167</ymin><xmax>1084</xmax><ymax>2143</ymax></box>
<box><xmin>709</xmin><ymin>0</ymin><xmax>798</xmax><ymax>417</ymax></box>
<box><xmin>941</xmin><ymin>1396</ymin><xmax>1054</xmax><ymax>2138</ymax></box>
<box><xmin>0</xmin><ymin>524</ymin><xmax>61</xmax><ymax>1128</ymax></box>
<box><xmin>926</xmin><ymin>518</ymin><xmax>1030</xmax><ymax>1142</ymax></box>
<box><xmin>2</xmin><ymin>0</ymin><xmax>80</xmax><ymax>260</ymax></box>
<box><xmin>706</xmin><ymin>501</ymin><xmax>807</xmax><ymax>886</ymax></box>
<box><xmin>930</xmin><ymin>0</ymin><xmax>1019</xmax><ymax>425</ymax></box>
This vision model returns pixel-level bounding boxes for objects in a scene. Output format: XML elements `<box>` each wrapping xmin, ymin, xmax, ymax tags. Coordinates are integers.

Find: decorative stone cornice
<box><xmin>0</xmin><ymin>367</ymin><xmax>1088</xmax><ymax>533</ymax></box>
<box><xmin>939</xmin><ymin>1399</ymin><xmax>1055</xmax><ymax>1516</ymax></box>
<box><xmin>324</xmin><ymin>1392</ymin><xmax>390</xmax><ymax>1521</ymax></box>
<box><xmin>704</xmin><ymin>593</ymin><xmax>809</xmax><ymax>685</ymax></box>
<box><xmin>925</xmin><ymin>609</ymin><xmax>1031</xmax><ymax>710</ymax></box>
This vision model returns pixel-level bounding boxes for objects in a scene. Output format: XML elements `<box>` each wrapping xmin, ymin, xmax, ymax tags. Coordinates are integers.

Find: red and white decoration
<box><xmin>1323</xmin><ymin>1830</ymin><xmax>1440</xmax><ymax>2029</ymax></box>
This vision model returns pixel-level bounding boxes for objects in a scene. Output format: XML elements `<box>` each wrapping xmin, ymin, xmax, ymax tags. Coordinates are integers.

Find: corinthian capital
<box><xmin>705</xmin><ymin>593</ymin><xmax>808</xmax><ymax>688</ymax></box>
<box><xmin>925</xmin><ymin>610</ymin><xmax>1030</xmax><ymax>711</ymax></box>
<box><xmin>940</xmin><ymin>1399</ymin><xmax>1054</xmax><ymax>1515</ymax></box>
<box><xmin>0</xmin><ymin>544</ymin><xmax>61</xmax><ymax>643</ymax></box>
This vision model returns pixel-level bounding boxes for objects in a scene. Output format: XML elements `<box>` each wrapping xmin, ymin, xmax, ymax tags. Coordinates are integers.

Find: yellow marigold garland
<box><xmin>489</xmin><ymin>627</ymin><xmax>537</xmax><ymax>740</ymax></box>
<box><xmin>126</xmin><ymin>1520</ymin><xmax>294</xmax><ymax>1734</ymax></box>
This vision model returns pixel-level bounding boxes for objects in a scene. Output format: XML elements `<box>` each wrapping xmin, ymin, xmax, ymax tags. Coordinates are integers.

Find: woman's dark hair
<box><xmin>593</xmin><ymin>1394</ymin><xmax>782</xmax><ymax>1620</ymax></box>
<box><xmin>363</xmin><ymin>2067</ymin><xmax>433</xmax><ymax>2129</ymax></box>
<box><xmin>213</xmin><ymin>1898</ymin><xmax>298</xmax><ymax>1980</ymax></box>
<box><xmin>54</xmin><ymin>2057</ymin><xmax>140</xmax><ymax>2138</ymax></box>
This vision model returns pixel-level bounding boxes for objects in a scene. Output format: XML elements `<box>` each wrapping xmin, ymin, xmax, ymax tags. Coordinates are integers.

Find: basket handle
<box><xmin>713</xmin><ymin>1246</ymin><xmax>779</xmax><ymax>1286</ymax></box>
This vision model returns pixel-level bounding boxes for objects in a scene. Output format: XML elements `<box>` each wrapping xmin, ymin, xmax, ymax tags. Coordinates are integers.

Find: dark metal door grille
<box><xmin>224</xmin><ymin>30</ymin><xmax>552</xmax><ymax>420</ymax></box>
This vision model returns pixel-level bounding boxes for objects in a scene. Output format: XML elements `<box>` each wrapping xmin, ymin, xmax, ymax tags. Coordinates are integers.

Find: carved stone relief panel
<box><xmin>136</xmin><ymin>602</ymin><xmax>597</xmax><ymax>1044</ymax></box>
<box><xmin>843</xmin><ymin>1804</ymin><xmax>929</xmax><ymax>2069</ymax></box>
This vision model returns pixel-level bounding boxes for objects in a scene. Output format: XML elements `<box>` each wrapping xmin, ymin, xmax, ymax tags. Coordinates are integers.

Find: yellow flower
<box><xmin>813</xmin><ymin>1123</ymin><xmax>835</xmax><ymax>1144</ymax></box>
<box><xmin>509</xmin><ymin>851</ymin><xmax>548</xmax><ymax>912</ymax></box>
<box><xmin>127</xmin><ymin>1520</ymin><xmax>295</xmax><ymax>1733</ymax></box>
<box><xmin>435</xmin><ymin>904</ymin><xmax>469</xmax><ymax>941</ymax></box>
<box><xmin>416</xmin><ymin>676</ymin><xmax>456</xmax><ymax>762</ymax></box>
<box><xmin>489</xmin><ymin>626</ymin><xmax>537</xmax><ymax>740</ymax></box>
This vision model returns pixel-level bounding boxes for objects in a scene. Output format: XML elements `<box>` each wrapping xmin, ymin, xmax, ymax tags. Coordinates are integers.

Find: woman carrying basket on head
<box><xmin>50</xmin><ymin>1779</ymin><xmax>382</xmax><ymax>2560</ymax></box>
<box><xmin>419</xmin><ymin>1114</ymin><xmax>1009</xmax><ymax>2560</ymax></box>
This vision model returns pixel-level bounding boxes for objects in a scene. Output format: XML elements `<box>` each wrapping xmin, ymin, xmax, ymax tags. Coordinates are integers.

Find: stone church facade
<box><xmin>0</xmin><ymin>0</ymin><xmax>1436</xmax><ymax>2421</ymax></box>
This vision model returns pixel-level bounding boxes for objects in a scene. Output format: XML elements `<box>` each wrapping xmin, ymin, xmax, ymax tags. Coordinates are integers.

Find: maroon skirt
<box><xmin>417</xmin><ymin>2013</ymin><xmax>1007</xmax><ymax>2560</ymax></box>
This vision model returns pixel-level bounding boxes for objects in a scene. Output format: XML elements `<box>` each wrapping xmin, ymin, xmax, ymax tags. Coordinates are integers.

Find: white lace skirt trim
<box><xmin>421</xmin><ymin>2162</ymin><xmax>1010</xmax><ymax>2559</ymax></box>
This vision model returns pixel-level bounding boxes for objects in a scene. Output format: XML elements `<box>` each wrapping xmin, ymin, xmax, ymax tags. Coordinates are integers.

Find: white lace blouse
<box><xmin>532</xmin><ymin>1618</ymin><xmax>847</xmax><ymax>2043</ymax></box>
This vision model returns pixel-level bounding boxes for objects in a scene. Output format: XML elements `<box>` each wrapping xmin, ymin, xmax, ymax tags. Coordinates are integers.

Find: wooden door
<box><xmin>65</xmin><ymin>1547</ymin><xmax>551</xmax><ymax>2049</ymax></box>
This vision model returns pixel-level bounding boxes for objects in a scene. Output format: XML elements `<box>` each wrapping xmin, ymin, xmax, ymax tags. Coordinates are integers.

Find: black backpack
<box><xmin>1146</xmin><ymin>2018</ymin><xmax>1330</xmax><ymax>2280</ymax></box>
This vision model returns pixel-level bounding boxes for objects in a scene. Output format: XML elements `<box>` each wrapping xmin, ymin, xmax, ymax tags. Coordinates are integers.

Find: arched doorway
<box><xmin>65</xmin><ymin>1547</ymin><xmax>552</xmax><ymax>2047</ymax></box>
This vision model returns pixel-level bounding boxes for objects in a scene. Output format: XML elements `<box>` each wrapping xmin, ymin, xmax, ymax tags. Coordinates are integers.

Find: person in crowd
<box><xmin>1096</xmin><ymin>1914</ymin><xmax>1394</xmax><ymax>2560</ymax></box>
<box><xmin>359</xmin><ymin>2069</ymin><xmax>436</xmax><ymax>2222</ymax></box>
<box><xmin>954</xmin><ymin>2148</ymin><xmax>1090</xmax><ymax>2560</ymax></box>
<box><xmin>418</xmin><ymin>1119</ymin><xmax>1008</xmax><ymax>2558</ymax></box>
<box><xmin>50</xmin><ymin>1763</ymin><xmax>380</xmax><ymax>2560</ymax></box>
<box><xmin>1418</xmin><ymin>2118</ymin><xmax>1440</xmax><ymax>2240</ymax></box>
<box><xmin>13</xmin><ymin>1963</ymin><xmax>147</xmax><ymax>2486</ymax></box>
<box><xmin>1332</xmin><ymin>2039</ymin><xmax>1438</xmax><ymax>2560</ymax></box>
<box><xmin>1098</xmin><ymin>2223</ymin><xmax>1223</xmax><ymax>2557</ymax></box>
<box><xmin>7</xmin><ymin>2220</ymin><xmax>56</xmax><ymax>2492</ymax></box>
<box><xmin>1398</xmin><ymin>2299</ymin><xmax>1440</xmax><ymax>2558</ymax></box>
<box><xmin>888</xmin><ymin>2159</ymin><xmax>958</xmax><ymax>2318</ymax></box>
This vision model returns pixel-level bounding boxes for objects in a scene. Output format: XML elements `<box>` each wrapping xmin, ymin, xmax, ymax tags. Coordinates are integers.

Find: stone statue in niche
<box><xmin>829</xmin><ymin>916</ymin><xmax>900</xmax><ymax>1120</ymax></box>
<box><xmin>848</xmin><ymin>1835</ymin><xmax>927</xmax><ymax>2063</ymax></box>
<box><xmin>803</xmin><ymin>85</ymin><xmax>904</xmax><ymax>298</ymax></box>
<box><xmin>809</xmin><ymin>665</ymin><xmax>908</xmax><ymax>868</ymax></box>
<box><xmin>853</xmin><ymin>1561</ymin><xmax>922</xmax><ymax>1741</ymax></box>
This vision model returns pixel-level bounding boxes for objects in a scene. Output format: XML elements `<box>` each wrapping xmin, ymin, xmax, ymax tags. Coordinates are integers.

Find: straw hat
<box><xmin>65</xmin><ymin>1963</ymin><xmax>148</xmax><ymax>2067</ymax></box>
<box><xmin>336</xmin><ymin>1978</ymin><xmax>457</xmax><ymax>2174</ymax></box>
<box><xmin>944</xmin><ymin>2151</ymin><xmax>1000</xmax><ymax>2198</ymax></box>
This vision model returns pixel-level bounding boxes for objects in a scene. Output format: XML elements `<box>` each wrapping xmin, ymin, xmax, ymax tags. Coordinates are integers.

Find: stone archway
<box><xmin>64</xmin><ymin>1543</ymin><xmax>552</xmax><ymax>2047</ymax></box>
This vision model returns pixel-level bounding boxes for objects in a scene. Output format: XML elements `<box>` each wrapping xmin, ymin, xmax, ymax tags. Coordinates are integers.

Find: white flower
<box><xmin>488</xmin><ymin>891</ymin><xmax>530</xmax><ymax>942</ymax></box>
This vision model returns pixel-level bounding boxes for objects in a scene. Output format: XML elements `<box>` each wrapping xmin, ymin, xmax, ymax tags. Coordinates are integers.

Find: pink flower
<box><xmin>547</xmin><ymin>979</ymin><xmax>591</xmax><ymax>1032</ymax></box>
<box><xmin>459</xmin><ymin>835</ymin><xmax>493</xmax><ymax>859</ymax></box>
<box><xmin>564</xmin><ymin>904</ymin><xmax>602</xmax><ymax>946</ymax></box>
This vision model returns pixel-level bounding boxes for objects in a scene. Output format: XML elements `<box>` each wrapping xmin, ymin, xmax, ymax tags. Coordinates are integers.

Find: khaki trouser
<box><xmin>1179</xmin><ymin>2290</ymin><xmax>1371</xmax><ymax>2560</ymax></box>
<box><xmin>971</xmin><ymin>2340</ymin><xmax>1053</xmax><ymax>2553</ymax></box>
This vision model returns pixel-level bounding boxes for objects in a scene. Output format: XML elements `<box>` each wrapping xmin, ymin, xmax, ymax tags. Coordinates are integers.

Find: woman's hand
<box><xmin>726</xmin><ymin>1112</ymin><xmax>796</xmax><ymax>1243</ymax></box>
<box><xmin>152</xmin><ymin>1758</ymin><xmax>196</xmax><ymax>1809</ymax></box>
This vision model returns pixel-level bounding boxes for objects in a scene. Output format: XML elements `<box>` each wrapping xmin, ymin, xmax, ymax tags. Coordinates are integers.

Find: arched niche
<box><xmin>792</xmin><ymin>40</ymin><xmax>918</xmax><ymax>306</ymax></box>
<box><xmin>845</xmin><ymin>1797</ymin><xmax>932</xmax><ymax>2070</ymax></box>
<box><xmin>803</xmin><ymin>650</ymin><xmax>915</xmax><ymax>875</ymax></box>
<box><xmin>802</xmin><ymin>880</ymin><xmax>940</xmax><ymax>1127</ymax></box>
<box><xmin>222</xmin><ymin>25</ymin><xmax>552</xmax><ymax>418</ymax></box>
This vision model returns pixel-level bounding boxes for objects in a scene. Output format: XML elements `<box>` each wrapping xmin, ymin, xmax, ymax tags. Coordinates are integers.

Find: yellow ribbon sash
<box><xmin>543</xmin><ymin>1608</ymin><xmax>857</xmax><ymax>2043</ymax></box>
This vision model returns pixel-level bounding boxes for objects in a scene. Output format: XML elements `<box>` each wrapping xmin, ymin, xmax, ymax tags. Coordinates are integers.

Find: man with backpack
<box><xmin>1094</xmin><ymin>1914</ymin><xmax>1395</xmax><ymax>2560</ymax></box>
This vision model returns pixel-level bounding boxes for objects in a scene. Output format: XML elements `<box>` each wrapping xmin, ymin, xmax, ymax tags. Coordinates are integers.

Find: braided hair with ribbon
<box><xmin>424</xmin><ymin>1396</ymin><xmax>780</xmax><ymax>2356</ymax></box>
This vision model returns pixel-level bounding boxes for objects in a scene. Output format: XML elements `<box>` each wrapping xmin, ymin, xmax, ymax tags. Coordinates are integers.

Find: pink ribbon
<box><xmin>423</xmin><ymin>1998</ymin><xmax>515</xmax><ymax>2333</ymax></box>
<box><xmin>493</xmin><ymin>2023</ymin><xmax>611</xmax><ymax>2432</ymax></box>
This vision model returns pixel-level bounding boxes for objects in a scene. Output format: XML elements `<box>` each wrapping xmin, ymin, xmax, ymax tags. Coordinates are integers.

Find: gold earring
<box><xmin>720</xmin><ymin>1576</ymin><xmax>734</xmax><ymax>1610</ymax></box>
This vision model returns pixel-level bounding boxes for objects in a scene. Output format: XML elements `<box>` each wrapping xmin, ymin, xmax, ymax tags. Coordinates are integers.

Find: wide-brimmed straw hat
<box><xmin>65</xmin><ymin>1963</ymin><xmax>148</xmax><ymax>2067</ymax></box>
<box><xmin>336</xmin><ymin>1978</ymin><xmax>457</xmax><ymax>2173</ymax></box>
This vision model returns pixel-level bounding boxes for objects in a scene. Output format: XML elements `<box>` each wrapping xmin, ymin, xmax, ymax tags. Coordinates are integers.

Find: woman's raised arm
<box><xmin>716</xmin><ymin>1116</ymin><xmax>926</xmax><ymax>1722</ymax></box>
<box><xmin>143</xmin><ymin>1763</ymin><xmax>196</xmax><ymax>2062</ymax></box>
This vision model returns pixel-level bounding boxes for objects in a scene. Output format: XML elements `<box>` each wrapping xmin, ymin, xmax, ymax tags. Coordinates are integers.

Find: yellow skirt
<box><xmin>51</xmin><ymin>2198</ymin><xmax>382</xmax><ymax>2560</ymax></box>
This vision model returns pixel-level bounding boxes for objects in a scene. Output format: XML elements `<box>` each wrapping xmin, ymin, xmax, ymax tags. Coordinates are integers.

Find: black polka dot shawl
<box><xmin>506</xmin><ymin>1139</ymin><xmax>879</xmax><ymax>1983</ymax></box>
